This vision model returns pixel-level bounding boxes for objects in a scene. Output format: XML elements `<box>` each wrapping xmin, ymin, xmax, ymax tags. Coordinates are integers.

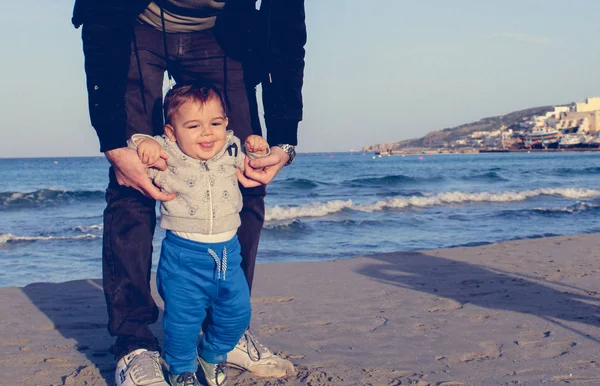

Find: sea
<box><xmin>2</xmin><ymin>151</ymin><xmax>600</xmax><ymax>287</ymax></box>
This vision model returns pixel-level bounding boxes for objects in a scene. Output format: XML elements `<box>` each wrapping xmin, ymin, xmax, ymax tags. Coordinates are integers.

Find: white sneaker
<box><xmin>115</xmin><ymin>349</ymin><xmax>169</xmax><ymax>386</ymax></box>
<box><xmin>198</xmin><ymin>357</ymin><xmax>228</xmax><ymax>386</ymax></box>
<box><xmin>226</xmin><ymin>329</ymin><xmax>294</xmax><ymax>378</ymax></box>
<box><xmin>168</xmin><ymin>371</ymin><xmax>201</xmax><ymax>386</ymax></box>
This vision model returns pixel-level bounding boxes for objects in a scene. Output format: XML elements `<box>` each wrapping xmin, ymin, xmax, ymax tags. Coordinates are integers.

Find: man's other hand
<box><xmin>105</xmin><ymin>147</ymin><xmax>176</xmax><ymax>201</ymax></box>
<box><xmin>236</xmin><ymin>146</ymin><xmax>290</xmax><ymax>187</ymax></box>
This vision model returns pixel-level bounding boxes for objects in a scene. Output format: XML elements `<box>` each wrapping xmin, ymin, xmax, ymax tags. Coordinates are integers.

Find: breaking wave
<box><xmin>265</xmin><ymin>188</ymin><xmax>600</xmax><ymax>221</ymax></box>
<box><xmin>0</xmin><ymin>233</ymin><xmax>100</xmax><ymax>246</ymax></box>
<box><xmin>0</xmin><ymin>189</ymin><xmax>104</xmax><ymax>208</ymax></box>
<box><xmin>347</xmin><ymin>174</ymin><xmax>443</xmax><ymax>187</ymax></box>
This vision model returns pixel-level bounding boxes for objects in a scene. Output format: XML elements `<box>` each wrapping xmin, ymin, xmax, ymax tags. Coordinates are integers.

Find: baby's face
<box><xmin>165</xmin><ymin>98</ymin><xmax>228</xmax><ymax>160</ymax></box>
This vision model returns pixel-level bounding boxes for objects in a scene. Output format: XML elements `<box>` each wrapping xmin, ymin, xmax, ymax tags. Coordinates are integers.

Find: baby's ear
<box><xmin>223</xmin><ymin>117</ymin><xmax>229</xmax><ymax>129</ymax></box>
<box><xmin>164</xmin><ymin>124</ymin><xmax>176</xmax><ymax>142</ymax></box>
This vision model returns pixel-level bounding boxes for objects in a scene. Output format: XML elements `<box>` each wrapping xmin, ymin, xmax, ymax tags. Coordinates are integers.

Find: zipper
<box><xmin>201</xmin><ymin>161</ymin><xmax>213</xmax><ymax>234</ymax></box>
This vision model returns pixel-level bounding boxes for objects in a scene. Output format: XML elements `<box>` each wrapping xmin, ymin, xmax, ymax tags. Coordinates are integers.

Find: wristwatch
<box><xmin>276</xmin><ymin>144</ymin><xmax>296</xmax><ymax>166</ymax></box>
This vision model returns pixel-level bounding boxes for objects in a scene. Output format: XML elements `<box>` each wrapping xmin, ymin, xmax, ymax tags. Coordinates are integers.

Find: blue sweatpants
<box><xmin>157</xmin><ymin>231</ymin><xmax>251</xmax><ymax>375</ymax></box>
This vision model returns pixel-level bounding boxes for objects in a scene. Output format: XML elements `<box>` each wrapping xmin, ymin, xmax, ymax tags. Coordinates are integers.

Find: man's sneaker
<box><xmin>226</xmin><ymin>329</ymin><xmax>294</xmax><ymax>378</ymax></box>
<box><xmin>198</xmin><ymin>357</ymin><xmax>228</xmax><ymax>386</ymax></box>
<box><xmin>168</xmin><ymin>372</ymin><xmax>200</xmax><ymax>386</ymax></box>
<box><xmin>115</xmin><ymin>349</ymin><xmax>169</xmax><ymax>386</ymax></box>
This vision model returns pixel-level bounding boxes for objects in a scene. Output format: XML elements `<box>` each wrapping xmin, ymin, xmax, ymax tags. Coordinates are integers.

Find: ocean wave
<box><xmin>263</xmin><ymin>219</ymin><xmax>306</xmax><ymax>230</ymax></box>
<box><xmin>0</xmin><ymin>189</ymin><xmax>104</xmax><ymax>208</ymax></box>
<box><xmin>531</xmin><ymin>202</ymin><xmax>600</xmax><ymax>214</ymax></box>
<box><xmin>553</xmin><ymin>166</ymin><xmax>600</xmax><ymax>176</ymax></box>
<box><xmin>0</xmin><ymin>233</ymin><xmax>100</xmax><ymax>246</ymax></box>
<box><xmin>72</xmin><ymin>224</ymin><xmax>103</xmax><ymax>233</ymax></box>
<box><xmin>272</xmin><ymin>178</ymin><xmax>325</xmax><ymax>189</ymax></box>
<box><xmin>461</xmin><ymin>171</ymin><xmax>508</xmax><ymax>182</ymax></box>
<box><xmin>447</xmin><ymin>233</ymin><xmax>560</xmax><ymax>249</ymax></box>
<box><xmin>265</xmin><ymin>188</ymin><xmax>600</xmax><ymax>221</ymax></box>
<box><xmin>266</xmin><ymin>200</ymin><xmax>353</xmax><ymax>221</ymax></box>
<box><xmin>354</xmin><ymin>188</ymin><xmax>599</xmax><ymax>212</ymax></box>
<box><xmin>347</xmin><ymin>174</ymin><xmax>442</xmax><ymax>187</ymax></box>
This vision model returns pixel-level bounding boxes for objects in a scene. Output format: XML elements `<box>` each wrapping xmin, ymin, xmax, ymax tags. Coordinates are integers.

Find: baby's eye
<box><xmin>212</xmin><ymin>122</ymin><xmax>222</xmax><ymax>126</ymax></box>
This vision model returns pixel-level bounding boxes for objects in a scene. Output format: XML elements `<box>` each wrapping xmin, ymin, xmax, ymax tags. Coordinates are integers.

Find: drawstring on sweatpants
<box><xmin>208</xmin><ymin>247</ymin><xmax>228</xmax><ymax>280</ymax></box>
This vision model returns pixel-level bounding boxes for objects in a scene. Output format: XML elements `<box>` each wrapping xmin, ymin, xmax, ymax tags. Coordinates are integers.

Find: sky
<box><xmin>2</xmin><ymin>0</ymin><xmax>600</xmax><ymax>157</ymax></box>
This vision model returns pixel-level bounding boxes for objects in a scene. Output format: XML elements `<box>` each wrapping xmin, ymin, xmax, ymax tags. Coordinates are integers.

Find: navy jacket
<box><xmin>72</xmin><ymin>0</ymin><xmax>306</xmax><ymax>152</ymax></box>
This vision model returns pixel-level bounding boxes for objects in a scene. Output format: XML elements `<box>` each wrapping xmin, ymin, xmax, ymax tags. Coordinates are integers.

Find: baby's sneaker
<box><xmin>168</xmin><ymin>372</ymin><xmax>200</xmax><ymax>386</ymax></box>
<box><xmin>198</xmin><ymin>357</ymin><xmax>228</xmax><ymax>386</ymax></box>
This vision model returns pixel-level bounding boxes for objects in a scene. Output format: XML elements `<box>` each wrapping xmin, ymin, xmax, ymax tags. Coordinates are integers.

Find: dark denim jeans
<box><xmin>103</xmin><ymin>23</ymin><xmax>265</xmax><ymax>360</ymax></box>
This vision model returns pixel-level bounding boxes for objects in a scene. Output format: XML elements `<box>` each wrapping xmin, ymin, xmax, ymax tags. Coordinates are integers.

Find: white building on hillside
<box><xmin>571</xmin><ymin>97</ymin><xmax>600</xmax><ymax>113</ymax></box>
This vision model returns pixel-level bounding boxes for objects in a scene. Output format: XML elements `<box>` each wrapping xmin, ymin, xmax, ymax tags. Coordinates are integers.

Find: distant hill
<box><xmin>363</xmin><ymin>105</ymin><xmax>555</xmax><ymax>152</ymax></box>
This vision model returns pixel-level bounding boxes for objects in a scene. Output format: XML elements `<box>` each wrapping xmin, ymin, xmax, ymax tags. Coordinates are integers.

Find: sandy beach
<box><xmin>1</xmin><ymin>234</ymin><xmax>599</xmax><ymax>385</ymax></box>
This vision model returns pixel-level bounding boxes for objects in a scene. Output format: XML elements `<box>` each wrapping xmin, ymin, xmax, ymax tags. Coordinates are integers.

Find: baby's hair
<box><xmin>163</xmin><ymin>82</ymin><xmax>227</xmax><ymax>125</ymax></box>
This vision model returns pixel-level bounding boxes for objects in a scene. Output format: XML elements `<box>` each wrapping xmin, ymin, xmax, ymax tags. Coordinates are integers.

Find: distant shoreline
<box><xmin>373</xmin><ymin>147</ymin><xmax>600</xmax><ymax>156</ymax></box>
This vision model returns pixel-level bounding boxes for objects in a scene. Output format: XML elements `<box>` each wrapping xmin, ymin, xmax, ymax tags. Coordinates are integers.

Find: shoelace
<box><xmin>242</xmin><ymin>329</ymin><xmax>271</xmax><ymax>362</ymax></box>
<box><xmin>176</xmin><ymin>372</ymin><xmax>199</xmax><ymax>386</ymax></box>
<box><xmin>208</xmin><ymin>247</ymin><xmax>228</xmax><ymax>280</ymax></box>
<box><xmin>129</xmin><ymin>351</ymin><xmax>164</xmax><ymax>383</ymax></box>
<box><xmin>214</xmin><ymin>363</ymin><xmax>226</xmax><ymax>386</ymax></box>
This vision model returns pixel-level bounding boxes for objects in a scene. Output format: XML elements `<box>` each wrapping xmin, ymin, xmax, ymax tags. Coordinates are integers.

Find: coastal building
<box><xmin>571</xmin><ymin>97</ymin><xmax>600</xmax><ymax>113</ymax></box>
<box><xmin>553</xmin><ymin>111</ymin><xmax>600</xmax><ymax>134</ymax></box>
<box><xmin>543</xmin><ymin>105</ymin><xmax>570</xmax><ymax>119</ymax></box>
<box><xmin>470</xmin><ymin>131</ymin><xmax>488</xmax><ymax>139</ymax></box>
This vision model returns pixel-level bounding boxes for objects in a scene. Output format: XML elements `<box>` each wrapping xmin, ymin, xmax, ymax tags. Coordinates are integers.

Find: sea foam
<box><xmin>0</xmin><ymin>233</ymin><xmax>100</xmax><ymax>246</ymax></box>
<box><xmin>265</xmin><ymin>188</ymin><xmax>600</xmax><ymax>221</ymax></box>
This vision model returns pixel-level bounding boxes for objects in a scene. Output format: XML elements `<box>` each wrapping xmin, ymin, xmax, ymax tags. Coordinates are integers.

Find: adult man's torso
<box><xmin>138</xmin><ymin>0</ymin><xmax>226</xmax><ymax>32</ymax></box>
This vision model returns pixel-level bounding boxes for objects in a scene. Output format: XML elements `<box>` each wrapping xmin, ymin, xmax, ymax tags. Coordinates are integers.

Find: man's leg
<box><xmin>103</xmin><ymin>176</ymin><xmax>159</xmax><ymax>359</ymax></box>
<box><xmin>103</xmin><ymin>23</ymin><xmax>170</xmax><ymax>386</ymax></box>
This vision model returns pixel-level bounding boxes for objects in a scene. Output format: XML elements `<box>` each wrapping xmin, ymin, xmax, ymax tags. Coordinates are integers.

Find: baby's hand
<box><xmin>245</xmin><ymin>135</ymin><xmax>269</xmax><ymax>156</ymax></box>
<box><xmin>137</xmin><ymin>138</ymin><xmax>167</xmax><ymax>166</ymax></box>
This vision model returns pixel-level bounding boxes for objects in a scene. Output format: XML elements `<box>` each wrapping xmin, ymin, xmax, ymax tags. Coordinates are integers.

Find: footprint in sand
<box><xmin>514</xmin><ymin>329</ymin><xmax>576</xmax><ymax>359</ymax></box>
<box><xmin>436</xmin><ymin>341</ymin><xmax>502</xmax><ymax>365</ymax></box>
<box><xmin>63</xmin><ymin>365</ymin><xmax>105</xmax><ymax>386</ymax></box>
<box><xmin>468</xmin><ymin>313</ymin><xmax>499</xmax><ymax>323</ymax></box>
<box><xmin>412</xmin><ymin>322</ymin><xmax>440</xmax><ymax>331</ymax></box>
<box><xmin>428</xmin><ymin>298</ymin><xmax>463</xmax><ymax>313</ymax></box>
<box><xmin>257</xmin><ymin>320</ymin><xmax>331</xmax><ymax>334</ymax></box>
<box><xmin>3</xmin><ymin>336</ymin><xmax>32</xmax><ymax>346</ymax></box>
<box><xmin>251</xmin><ymin>296</ymin><xmax>295</xmax><ymax>304</ymax></box>
<box><xmin>339</xmin><ymin>315</ymin><xmax>389</xmax><ymax>333</ymax></box>
<box><xmin>295</xmin><ymin>366</ymin><xmax>345</xmax><ymax>384</ymax></box>
<box><xmin>565</xmin><ymin>360</ymin><xmax>599</xmax><ymax>370</ymax></box>
<box><xmin>552</xmin><ymin>374</ymin><xmax>600</xmax><ymax>383</ymax></box>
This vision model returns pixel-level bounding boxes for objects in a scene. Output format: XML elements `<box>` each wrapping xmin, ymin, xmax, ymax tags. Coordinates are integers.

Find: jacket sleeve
<box><xmin>261</xmin><ymin>0</ymin><xmax>306</xmax><ymax>147</ymax></box>
<box><xmin>73</xmin><ymin>0</ymin><xmax>148</xmax><ymax>152</ymax></box>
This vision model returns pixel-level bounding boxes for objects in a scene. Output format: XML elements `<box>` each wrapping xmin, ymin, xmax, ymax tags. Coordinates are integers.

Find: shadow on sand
<box><xmin>355</xmin><ymin>251</ymin><xmax>600</xmax><ymax>341</ymax></box>
<box><xmin>21</xmin><ymin>279</ymin><xmax>164</xmax><ymax>385</ymax></box>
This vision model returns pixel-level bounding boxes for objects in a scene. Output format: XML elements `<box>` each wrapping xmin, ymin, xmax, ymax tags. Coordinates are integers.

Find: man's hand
<box><xmin>137</xmin><ymin>138</ymin><xmax>168</xmax><ymax>167</ymax></box>
<box><xmin>105</xmin><ymin>147</ymin><xmax>176</xmax><ymax>201</ymax></box>
<box><xmin>236</xmin><ymin>146</ymin><xmax>290</xmax><ymax>187</ymax></box>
